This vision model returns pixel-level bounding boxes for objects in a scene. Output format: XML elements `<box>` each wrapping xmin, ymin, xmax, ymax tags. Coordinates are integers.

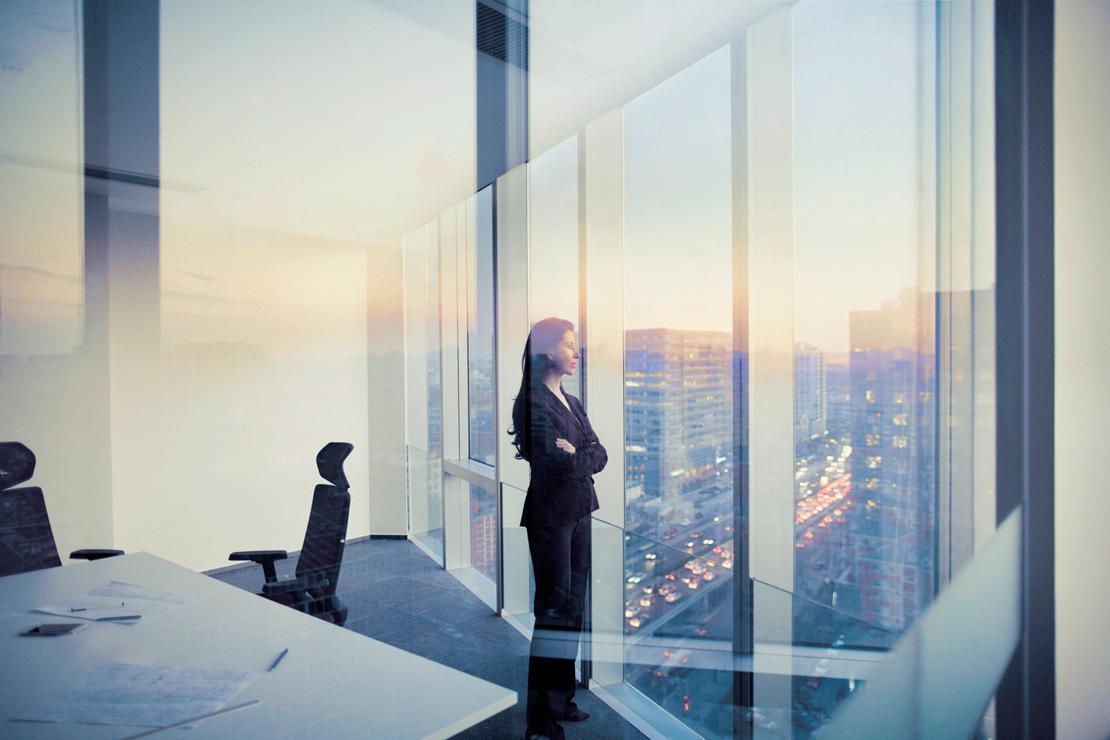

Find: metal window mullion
<box><xmin>994</xmin><ymin>0</ymin><xmax>1055</xmax><ymax>737</ymax></box>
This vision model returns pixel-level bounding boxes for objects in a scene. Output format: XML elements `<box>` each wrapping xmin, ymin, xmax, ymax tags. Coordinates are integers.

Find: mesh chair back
<box><xmin>0</xmin><ymin>488</ymin><xmax>62</xmax><ymax>576</ymax></box>
<box><xmin>0</xmin><ymin>442</ymin><xmax>62</xmax><ymax>576</ymax></box>
<box><xmin>296</xmin><ymin>442</ymin><xmax>353</xmax><ymax>608</ymax></box>
<box><xmin>296</xmin><ymin>483</ymin><xmax>350</xmax><ymax>602</ymax></box>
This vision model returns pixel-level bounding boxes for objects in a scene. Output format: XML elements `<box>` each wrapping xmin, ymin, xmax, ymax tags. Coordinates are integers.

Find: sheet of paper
<box><xmin>87</xmin><ymin>581</ymin><xmax>199</xmax><ymax>606</ymax></box>
<box><xmin>15</xmin><ymin>663</ymin><xmax>257</xmax><ymax>728</ymax></box>
<box><xmin>33</xmin><ymin>605</ymin><xmax>142</xmax><ymax>623</ymax></box>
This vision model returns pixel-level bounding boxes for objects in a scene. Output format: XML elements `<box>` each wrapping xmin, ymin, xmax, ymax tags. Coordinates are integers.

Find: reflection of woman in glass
<box><xmin>509</xmin><ymin>317</ymin><xmax>607</xmax><ymax>740</ymax></box>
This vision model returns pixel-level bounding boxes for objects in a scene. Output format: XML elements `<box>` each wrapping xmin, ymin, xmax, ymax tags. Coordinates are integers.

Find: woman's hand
<box><xmin>555</xmin><ymin>438</ymin><xmax>576</xmax><ymax>455</ymax></box>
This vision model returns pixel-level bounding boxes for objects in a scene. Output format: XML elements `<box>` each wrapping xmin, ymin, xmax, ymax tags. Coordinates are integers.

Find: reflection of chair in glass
<box><xmin>0</xmin><ymin>442</ymin><xmax>123</xmax><ymax>577</ymax></box>
<box><xmin>229</xmin><ymin>442</ymin><xmax>353</xmax><ymax>626</ymax></box>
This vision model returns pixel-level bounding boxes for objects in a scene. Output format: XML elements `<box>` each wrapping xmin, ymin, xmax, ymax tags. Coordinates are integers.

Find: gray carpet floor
<box><xmin>208</xmin><ymin>537</ymin><xmax>646</xmax><ymax>739</ymax></box>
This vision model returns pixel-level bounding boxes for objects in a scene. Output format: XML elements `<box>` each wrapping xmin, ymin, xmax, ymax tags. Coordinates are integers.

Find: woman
<box><xmin>509</xmin><ymin>317</ymin><xmax>607</xmax><ymax>740</ymax></box>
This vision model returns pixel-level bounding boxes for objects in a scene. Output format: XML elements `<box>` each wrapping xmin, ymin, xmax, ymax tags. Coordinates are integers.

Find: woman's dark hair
<box><xmin>508</xmin><ymin>317</ymin><xmax>575</xmax><ymax>461</ymax></box>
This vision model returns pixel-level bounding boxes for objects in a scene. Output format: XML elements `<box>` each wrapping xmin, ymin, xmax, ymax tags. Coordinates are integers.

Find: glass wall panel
<box><xmin>0</xmin><ymin>0</ymin><xmax>112</xmax><ymax>555</ymax></box>
<box><xmin>528</xmin><ymin>134</ymin><xmax>580</xmax><ymax>397</ymax></box>
<box><xmin>621</xmin><ymin>46</ymin><xmax>735</xmax><ymax>738</ymax></box>
<box><xmin>403</xmin><ymin>222</ymin><xmax>444</xmax><ymax>561</ymax></box>
<box><xmin>468</xmin><ymin>185</ymin><xmax>496</xmax><ymax>466</ymax></box>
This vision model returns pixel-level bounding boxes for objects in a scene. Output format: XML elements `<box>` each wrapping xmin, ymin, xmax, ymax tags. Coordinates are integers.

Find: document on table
<box><xmin>32</xmin><ymin>581</ymin><xmax>202</xmax><ymax>622</ymax></box>
<box><xmin>87</xmin><ymin>581</ymin><xmax>199</xmax><ymax>606</ymax></box>
<box><xmin>15</xmin><ymin>663</ymin><xmax>257</xmax><ymax>728</ymax></box>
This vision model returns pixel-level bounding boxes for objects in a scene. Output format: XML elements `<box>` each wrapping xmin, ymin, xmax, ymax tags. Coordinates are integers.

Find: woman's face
<box><xmin>547</xmin><ymin>330</ymin><xmax>579</xmax><ymax>377</ymax></box>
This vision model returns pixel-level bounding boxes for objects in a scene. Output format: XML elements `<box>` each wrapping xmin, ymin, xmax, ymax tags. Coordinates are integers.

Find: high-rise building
<box><xmin>847</xmin><ymin>290</ymin><xmax>936</xmax><ymax>632</ymax></box>
<box><xmin>624</xmin><ymin>328</ymin><xmax>733</xmax><ymax>535</ymax></box>
<box><xmin>824</xmin><ymin>357</ymin><xmax>852</xmax><ymax>439</ymax></box>
<box><xmin>795</xmin><ymin>343</ymin><xmax>827</xmax><ymax>444</ymax></box>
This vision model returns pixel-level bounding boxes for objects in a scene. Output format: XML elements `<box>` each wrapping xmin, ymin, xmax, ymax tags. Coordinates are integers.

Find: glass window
<box><xmin>404</xmin><ymin>222</ymin><xmax>444</xmax><ymax>562</ymax></box>
<box><xmin>790</xmin><ymin>0</ymin><xmax>948</xmax><ymax>643</ymax></box>
<box><xmin>528</xmin><ymin>134</ymin><xmax>580</xmax><ymax>397</ymax></box>
<box><xmin>468</xmin><ymin>481</ymin><xmax>498</xmax><ymax>583</ymax></box>
<box><xmin>468</xmin><ymin>186</ymin><xmax>496</xmax><ymax>466</ymax></box>
<box><xmin>622</xmin><ymin>46</ymin><xmax>734</xmax><ymax>739</ymax></box>
<box><xmin>785</xmin><ymin>0</ymin><xmax>995</xmax><ymax>730</ymax></box>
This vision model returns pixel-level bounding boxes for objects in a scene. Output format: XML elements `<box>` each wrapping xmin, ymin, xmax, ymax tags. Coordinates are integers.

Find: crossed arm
<box><xmin>530</xmin><ymin>405</ymin><xmax>608</xmax><ymax>479</ymax></box>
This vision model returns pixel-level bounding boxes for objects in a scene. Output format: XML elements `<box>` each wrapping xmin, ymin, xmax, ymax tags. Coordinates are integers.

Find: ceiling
<box><xmin>4</xmin><ymin>0</ymin><xmax>789</xmax><ymax>247</ymax></box>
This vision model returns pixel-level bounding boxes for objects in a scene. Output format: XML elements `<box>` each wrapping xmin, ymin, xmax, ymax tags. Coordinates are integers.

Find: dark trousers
<box><xmin>525</xmin><ymin>514</ymin><xmax>591</xmax><ymax>736</ymax></box>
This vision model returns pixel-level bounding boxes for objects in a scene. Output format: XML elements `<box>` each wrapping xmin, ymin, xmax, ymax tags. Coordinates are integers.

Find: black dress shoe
<box><xmin>562</xmin><ymin>707</ymin><xmax>590</xmax><ymax>722</ymax></box>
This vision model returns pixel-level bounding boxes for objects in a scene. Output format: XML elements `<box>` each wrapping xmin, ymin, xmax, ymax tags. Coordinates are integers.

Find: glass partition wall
<box><xmin>404</xmin><ymin>0</ymin><xmax>1002</xmax><ymax>737</ymax></box>
<box><xmin>0</xmin><ymin>0</ymin><xmax>110</xmax><ymax>559</ymax></box>
<box><xmin>0</xmin><ymin>1</ymin><xmax>1020</xmax><ymax>735</ymax></box>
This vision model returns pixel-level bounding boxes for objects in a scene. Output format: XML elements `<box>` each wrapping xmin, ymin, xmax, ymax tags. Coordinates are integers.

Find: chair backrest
<box><xmin>0</xmin><ymin>442</ymin><xmax>62</xmax><ymax>577</ymax></box>
<box><xmin>296</xmin><ymin>442</ymin><xmax>353</xmax><ymax>600</ymax></box>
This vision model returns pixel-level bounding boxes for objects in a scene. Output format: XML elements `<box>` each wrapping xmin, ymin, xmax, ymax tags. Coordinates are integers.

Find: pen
<box><xmin>70</xmin><ymin>602</ymin><xmax>125</xmax><ymax>612</ymax></box>
<box><xmin>267</xmin><ymin>647</ymin><xmax>289</xmax><ymax>672</ymax></box>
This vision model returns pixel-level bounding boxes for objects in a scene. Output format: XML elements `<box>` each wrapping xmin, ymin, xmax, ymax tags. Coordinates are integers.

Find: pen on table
<box><xmin>267</xmin><ymin>648</ymin><xmax>289</xmax><ymax>672</ymax></box>
<box><xmin>70</xmin><ymin>602</ymin><xmax>125</xmax><ymax>612</ymax></box>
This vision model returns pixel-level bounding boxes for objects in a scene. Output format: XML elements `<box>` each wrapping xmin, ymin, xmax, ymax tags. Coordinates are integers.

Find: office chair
<box><xmin>229</xmin><ymin>442</ymin><xmax>353</xmax><ymax>626</ymax></box>
<box><xmin>0</xmin><ymin>442</ymin><xmax>123</xmax><ymax>578</ymax></box>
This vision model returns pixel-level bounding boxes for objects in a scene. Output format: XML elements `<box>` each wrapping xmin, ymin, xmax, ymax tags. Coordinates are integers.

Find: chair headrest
<box><xmin>316</xmin><ymin>442</ymin><xmax>353</xmax><ymax>490</ymax></box>
<box><xmin>0</xmin><ymin>442</ymin><xmax>36</xmax><ymax>492</ymax></box>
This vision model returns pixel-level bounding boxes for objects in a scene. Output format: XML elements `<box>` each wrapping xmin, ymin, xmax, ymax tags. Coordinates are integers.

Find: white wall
<box><xmin>1055</xmin><ymin>1</ymin><xmax>1110</xmax><ymax>738</ymax></box>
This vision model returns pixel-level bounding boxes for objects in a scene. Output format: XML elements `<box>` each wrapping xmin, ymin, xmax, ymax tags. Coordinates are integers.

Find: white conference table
<box><xmin>0</xmin><ymin>553</ymin><xmax>516</xmax><ymax>739</ymax></box>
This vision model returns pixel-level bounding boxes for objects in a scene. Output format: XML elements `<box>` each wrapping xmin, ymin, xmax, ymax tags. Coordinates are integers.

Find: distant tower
<box><xmin>847</xmin><ymin>291</ymin><xmax>935</xmax><ymax>632</ymax></box>
<box><xmin>625</xmin><ymin>328</ymin><xmax>733</xmax><ymax>535</ymax></box>
<box><xmin>794</xmin><ymin>343</ymin><xmax>827</xmax><ymax>444</ymax></box>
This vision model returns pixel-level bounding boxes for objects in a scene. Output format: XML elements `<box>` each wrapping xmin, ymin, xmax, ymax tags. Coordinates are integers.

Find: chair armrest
<box><xmin>228</xmin><ymin>550</ymin><xmax>288</xmax><ymax>583</ymax></box>
<box><xmin>70</xmin><ymin>548</ymin><xmax>125</xmax><ymax>561</ymax></box>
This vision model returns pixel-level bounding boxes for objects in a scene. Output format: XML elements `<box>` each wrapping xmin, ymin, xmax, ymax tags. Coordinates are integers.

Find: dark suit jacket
<box><xmin>520</xmin><ymin>384</ymin><xmax>607</xmax><ymax>529</ymax></box>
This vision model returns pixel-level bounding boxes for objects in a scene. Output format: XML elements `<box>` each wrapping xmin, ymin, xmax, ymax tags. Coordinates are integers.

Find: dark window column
<box><xmin>82</xmin><ymin>0</ymin><xmax>160</xmax><ymax>532</ymax></box>
<box><xmin>994</xmin><ymin>0</ymin><xmax>1055</xmax><ymax>737</ymax></box>
<box><xmin>730</xmin><ymin>34</ymin><xmax>755</xmax><ymax>737</ymax></box>
<box><xmin>476</xmin><ymin>0</ymin><xmax>528</xmax><ymax>190</ymax></box>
